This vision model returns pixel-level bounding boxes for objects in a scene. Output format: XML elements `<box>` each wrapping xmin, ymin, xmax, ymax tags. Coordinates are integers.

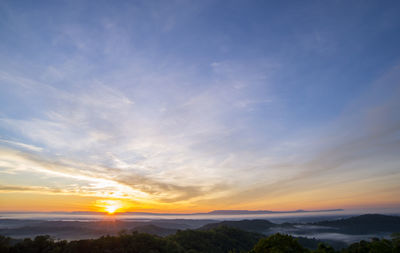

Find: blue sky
<box><xmin>0</xmin><ymin>0</ymin><xmax>400</xmax><ymax>212</ymax></box>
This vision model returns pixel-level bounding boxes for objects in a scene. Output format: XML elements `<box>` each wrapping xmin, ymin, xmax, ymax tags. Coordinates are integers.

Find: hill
<box><xmin>199</xmin><ymin>219</ymin><xmax>277</xmax><ymax>233</ymax></box>
<box><xmin>169</xmin><ymin>226</ymin><xmax>263</xmax><ymax>253</ymax></box>
<box><xmin>205</xmin><ymin>209</ymin><xmax>344</xmax><ymax>215</ymax></box>
<box><xmin>132</xmin><ymin>224</ymin><xmax>177</xmax><ymax>236</ymax></box>
<box><xmin>313</xmin><ymin>214</ymin><xmax>400</xmax><ymax>234</ymax></box>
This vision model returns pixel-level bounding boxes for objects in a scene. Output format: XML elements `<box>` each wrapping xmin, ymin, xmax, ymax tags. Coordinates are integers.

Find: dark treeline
<box><xmin>0</xmin><ymin>226</ymin><xmax>400</xmax><ymax>253</ymax></box>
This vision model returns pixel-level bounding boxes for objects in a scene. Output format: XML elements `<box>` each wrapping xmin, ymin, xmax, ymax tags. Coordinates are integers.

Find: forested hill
<box><xmin>199</xmin><ymin>214</ymin><xmax>400</xmax><ymax>235</ymax></box>
<box><xmin>313</xmin><ymin>214</ymin><xmax>400</xmax><ymax>234</ymax></box>
<box><xmin>199</xmin><ymin>219</ymin><xmax>277</xmax><ymax>232</ymax></box>
<box><xmin>132</xmin><ymin>224</ymin><xmax>178</xmax><ymax>237</ymax></box>
<box><xmin>205</xmin><ymin>209</ymin><xmax>344</xmax><ymax>215</ymax></box>
<box><xmin>1</xmin><ymin>227</ymin><xmax>399</xmax><ymax>253</ymax></box>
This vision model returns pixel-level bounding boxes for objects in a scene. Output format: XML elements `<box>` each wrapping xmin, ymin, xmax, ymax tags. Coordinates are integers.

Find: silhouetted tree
<box><xmin>0</xmin><ymin>235</ymin><xmax>11</xmax><ymax>253</ymax></box>
<box><xmin>313</xmin><ymin>243</ymin><xmax>336</xmax><ymax>253</ymax></box>
<box><xmin>2</xmin><ymin>228</ymin><xmax>400</xmax><ymax>253</ymax></box>
<box><xmin>250</xmin><ymin>233</ymin><xmax>309</xmax><ymax>253</ymax></box>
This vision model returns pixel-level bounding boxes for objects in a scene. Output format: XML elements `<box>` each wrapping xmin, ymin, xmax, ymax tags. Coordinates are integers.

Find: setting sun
<box><xmin>105</xmin><ymin>204</ymin><xmax>118</xmax><ymax>214</ymax></box>
<box><xmin>96</xmin><ymin>200</ymin><xmax>123</xmax><ymax>214</ymax></box>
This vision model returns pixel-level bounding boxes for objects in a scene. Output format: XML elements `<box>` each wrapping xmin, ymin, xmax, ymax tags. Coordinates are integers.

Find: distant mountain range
<box><xmin>122</xmin><ymin>208</ymin><xmax>344</xmax><ymax>215</ymax></box>
<box><xmin>204</xmin><ymin>209</ymin><xmax>344</xmax><ymax>215</ymax></box>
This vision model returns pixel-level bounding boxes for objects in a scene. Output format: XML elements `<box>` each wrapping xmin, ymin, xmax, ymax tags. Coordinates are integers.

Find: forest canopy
<box><xmin>1</xmin><ymin>227</ymin><xmax>400</xmax><ymax>253</ymax></box>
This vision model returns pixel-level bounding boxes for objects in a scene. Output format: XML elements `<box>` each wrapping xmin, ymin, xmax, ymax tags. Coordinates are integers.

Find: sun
<box><xmin>96</xmin><ymin>200</ymin><xmax>122</xmax><ymax>215</ymax></box>
<box><xmin>105</xmin><ymin>204</ymin><xmax>119</xmax><ymax>214</ymax></box>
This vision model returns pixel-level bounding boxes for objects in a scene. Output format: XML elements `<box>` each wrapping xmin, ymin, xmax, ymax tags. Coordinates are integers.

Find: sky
<box><xmin>0</xmin><ymin>0</ymin><xmax>400</xmax><ymax>213</ymax></box>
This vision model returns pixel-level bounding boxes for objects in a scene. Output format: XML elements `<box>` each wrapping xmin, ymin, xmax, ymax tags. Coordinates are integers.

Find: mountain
<box><xmin>132</xmin><ymin>224</ymin><xmax>177</xmax><ymax>236</ymax></box>
<box><xmin>170</xmin><ymin>226</ymin><xmax>263</xmax><ymax>253</ymax></box>
<box><xmin>206</xmin><ymin>210</ymin><xmax>275</xmax><ymax>215</ymax></box>
<box><xmin>206</xmin><ymin>209</ymin><xmax>344</xmax><ymax>215</ymax></box>
<box><xmin>0</xmin><ymin>220</ymin><xmax>195</xmax><ymax>240</ymax></box>
<box><xmin>205</xmin><ymin>214</ymin><xmax>400</xmax><ymax>235</ymax></box>
<box><xmin>199</xmin><ymin>219</ymin><xmax>277</xmax><ymax>233</ymax></box>
<box><xmin>313</xmin><ymin>214</ymin><xmax>400</xmax><ymax>234</ymax></box>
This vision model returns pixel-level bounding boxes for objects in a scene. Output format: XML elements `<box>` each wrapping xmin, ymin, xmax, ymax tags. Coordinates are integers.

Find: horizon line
<box><xmin>0</xmin><ymin>208</ymin><xmax>345</xmax><ymax>215</ymax></box>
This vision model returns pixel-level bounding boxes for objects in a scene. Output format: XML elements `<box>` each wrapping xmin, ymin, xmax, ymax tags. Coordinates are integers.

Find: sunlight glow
<box><xmin>105</xmin><ymin>204</ymin><xmax>118</xmax><ymax>214</ymax></box>
<box><xmin>96</xmin><ymin>200</ymin><xmax>123</xmax><ymax>214</ymax></box>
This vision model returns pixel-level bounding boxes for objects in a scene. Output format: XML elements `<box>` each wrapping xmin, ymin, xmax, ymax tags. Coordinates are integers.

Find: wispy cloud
<box><xmin>1</xmin><ymin>65</ymin><xmax>399</xmax><ymax>209</ymax></box>
<box><xmin>192</xmin><ymin>66</ymin><xmax>400</xmax><ymax>209</ymax></box>
<box><xmin>0</xmin><ymin>0</ymin><xmax>399</xmax><ymax>211</ymax></box>
<box><xmin>0</xmin><ymin>139</ymin><xmax>43</xmax><ymax>152</ymax></box>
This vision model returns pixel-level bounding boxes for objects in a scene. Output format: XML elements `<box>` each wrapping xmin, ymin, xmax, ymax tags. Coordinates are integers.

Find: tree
<box><xmin>0</xmin><ymin>235</ymin><xmax>11</xmax><ymax>253</ymax></box>
<box><xmin>313</xmin><ymin>243</ymin><xmax>336</xmax><ymax>253</ymax></box>
<box><xmin>251</xmin><ymin>233</ymin><xmax>309</xmax><ymax>253</ymax></box>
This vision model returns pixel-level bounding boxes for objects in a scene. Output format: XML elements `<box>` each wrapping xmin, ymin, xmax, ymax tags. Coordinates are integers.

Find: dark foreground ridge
<box><xmin>0</xmin><ymin>227</ymin><xmax>399</xmax><ymax>253</ymax></box>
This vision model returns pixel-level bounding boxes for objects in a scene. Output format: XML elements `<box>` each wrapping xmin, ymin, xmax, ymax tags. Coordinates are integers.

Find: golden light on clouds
<box><xmin>1</xmin><ymin>0</ymin><xmax>400</xmax><ymax>216</ymax></box>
